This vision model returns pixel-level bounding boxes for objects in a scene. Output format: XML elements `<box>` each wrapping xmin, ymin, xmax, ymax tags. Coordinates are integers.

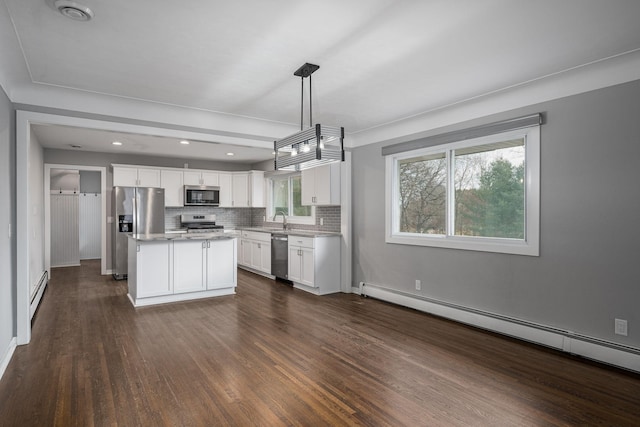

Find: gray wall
<box><xmin>352</xmin><ymin>80</ymin><xmax>640</xmax><ymax>348</ymax></box>
<box><xmin>0</xmin><ymin>85</ymin><xmax>16</xmax><ymax>358</ymax></box>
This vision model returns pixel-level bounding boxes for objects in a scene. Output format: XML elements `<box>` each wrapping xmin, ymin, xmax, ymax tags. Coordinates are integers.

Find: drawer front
<box><xmin>242</xmin><ymin>231</ymin><xmax>271</xmax><ymax>242</ymax></box>
<box><xmin>289</xmin><ymin>236</ymin><xmax>314</xmax><ymax>249</ymax></box>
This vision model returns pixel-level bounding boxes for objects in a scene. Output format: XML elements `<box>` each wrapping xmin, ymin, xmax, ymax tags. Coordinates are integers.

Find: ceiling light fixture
<box><xmin>180</xmin><ymin>140</ymin><xmax>190</xmax><ymax>145</ymax></box>
<box><xmin>112</xmin><ymin>141</ymin><xmax>122</xmax><ymax>146</ymax></box>
<box><xmin>226</xmin><ymin>152</ymin><xmax>235</xmax><ymax>156</ymax></box>
<box><xmin>52</xmin><ymin>0</ymin><xmax>94</xmax><ymax>21</ymax></box>
<box><xmin>274</xmin><ymin>63</ymin><xmax>344</xmax><ymax>171</ymax></box>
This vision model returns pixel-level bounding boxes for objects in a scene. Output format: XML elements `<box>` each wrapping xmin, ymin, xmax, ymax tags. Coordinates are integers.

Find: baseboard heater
<box><xmin>360</xmin><ymin>282</ymin><xmax>640</xmax><ymax>373</ymax></box>
<box><xmin>30</xmin><ymin>271</ymin><xmax>48</xmax><ymax>320</ymax></box>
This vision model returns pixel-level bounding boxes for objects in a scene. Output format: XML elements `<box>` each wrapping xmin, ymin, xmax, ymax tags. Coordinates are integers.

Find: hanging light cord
<box><xmin>300</xmin><ymin>76</ymin><xmax>304</xmax><ymax>131</ymax></box>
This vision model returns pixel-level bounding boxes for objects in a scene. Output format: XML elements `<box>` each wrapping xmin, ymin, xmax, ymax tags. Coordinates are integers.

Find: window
<box><xmin>268</xmin><ymin>173</ymin><xmax>314</xmax><ymax>224</ymax></box>
<box><xmin>386</xmin><ymin>126</ymin><xmax>539</xmax><ymax>255</ymax></box>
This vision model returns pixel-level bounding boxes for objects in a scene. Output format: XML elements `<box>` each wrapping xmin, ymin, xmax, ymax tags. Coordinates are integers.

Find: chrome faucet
<box><xmin>273</xmin><ymin>210</ymin><xmax>288</xmax><ymax>230</ymax></box>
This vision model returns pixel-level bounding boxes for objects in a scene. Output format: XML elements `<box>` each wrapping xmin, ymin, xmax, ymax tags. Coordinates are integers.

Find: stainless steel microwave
<box><xmin>184</xmin><ymin>185</ymin><xmax>220</xmax><ymax>206</ymax></box>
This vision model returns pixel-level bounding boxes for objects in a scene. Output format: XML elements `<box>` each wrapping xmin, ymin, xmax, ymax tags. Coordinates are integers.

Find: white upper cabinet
<box><xmin>218</xmin><ymin>173</ymin><xmax>233</xmax><ymax>207</ymax></box>
<box><xmin>301</xmin><ymin>163</ymin><xmax>340</xmax><ymax>206</ymax></box>
<box><xmin>219</xmin><ymin>171</ymin><xmax>265</xmax><ymax>208</ymax></box>
<box><xmin>232</xmin><ymin>173</ymin><xmax>250</xmax><ymax>207</ymax></box>
<box><xmin>160</xmin><ymin>169</ymin><xmax>184</xmax><ymax>207</ymax></box>
<box><xmin>113</xmin><ymin>166</ymin><xmax>161</xmax><ymax>188</ymax></box>
<box><xmin>184</xmin><ymin>170</ymin><xmax>219</xmax><ymax>186</ymax></box>
<box><xmin>113</xmin><ymin>165</ymin><xmax>264</xmax><ymax>208</ymax></box>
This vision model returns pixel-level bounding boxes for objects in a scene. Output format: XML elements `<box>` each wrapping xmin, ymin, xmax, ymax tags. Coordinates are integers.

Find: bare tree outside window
<box><xmin>398</xmin><ymin>153</ymin><xmax>447</xmax><ymax>234</ymax></box>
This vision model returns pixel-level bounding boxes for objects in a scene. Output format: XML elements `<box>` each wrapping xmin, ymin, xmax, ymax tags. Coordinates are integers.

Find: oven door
<box><xmin>184</xmin><ymin>186</ymin><xmax>220</xmax><ymax>206</ymax></box>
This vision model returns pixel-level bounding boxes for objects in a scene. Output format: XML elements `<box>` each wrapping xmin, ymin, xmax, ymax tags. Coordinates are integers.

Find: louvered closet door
<box><xmin>79</xmin><ymin>193</ymin><xmax>101</xmax><ymax>259</ymax></box>
<box><xmin>51</xmin><ymin>194</ymin><xmax>80</xmax><ymax>267</ymax></box>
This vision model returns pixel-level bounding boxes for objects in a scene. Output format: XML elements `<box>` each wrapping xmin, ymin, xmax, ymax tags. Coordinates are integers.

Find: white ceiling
<box><xmin>31</xmin><ymin>124</ymin><xmax>275</xmax><ymax>163</ymax></box>
<box><xmin>3</xmin><ymin>0</ymin><xmax>640</xmax><ymax>162</ymax></box>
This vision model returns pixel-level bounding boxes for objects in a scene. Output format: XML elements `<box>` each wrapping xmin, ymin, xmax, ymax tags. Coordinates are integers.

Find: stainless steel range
<box><xmin>180</xmin><ymin>214</ymin><xmax>224</xmax><ymax>233</ymax></box>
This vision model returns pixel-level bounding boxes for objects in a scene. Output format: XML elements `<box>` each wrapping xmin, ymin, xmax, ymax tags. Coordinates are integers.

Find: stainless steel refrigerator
<box><xmin>112</xmin><ymin>186</ymin><xmax>165</xmax><ymax>280</ymax></box>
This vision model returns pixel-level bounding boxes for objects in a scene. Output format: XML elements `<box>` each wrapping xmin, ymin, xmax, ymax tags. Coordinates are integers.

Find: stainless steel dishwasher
<box><xmin>271</xmin><ymin>233</ymin><xmax>289</xmax><ymax>280</ymax></box>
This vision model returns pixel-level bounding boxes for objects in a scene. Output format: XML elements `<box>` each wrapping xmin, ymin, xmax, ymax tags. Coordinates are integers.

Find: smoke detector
<box><xmin>50</xmin><ymin>0</ymin><xmax>94</xmax><ymax>21</ymax></box>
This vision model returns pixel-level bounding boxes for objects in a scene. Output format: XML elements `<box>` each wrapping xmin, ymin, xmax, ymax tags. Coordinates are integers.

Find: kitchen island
<box><xmin>127</xmin><ymin>233</ymin><xmax>237</xmax><ymax>307</ymax></box>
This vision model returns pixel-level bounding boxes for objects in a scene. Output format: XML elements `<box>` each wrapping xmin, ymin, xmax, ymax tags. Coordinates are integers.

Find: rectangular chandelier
<box><xmin>274</xmin><ymin>124</ymin><xmax>344</xmax><ymax>171</ymax></box>
<box><xmin>274</xmin><ymin>62</ymin><xmax>345</xmax><ymax>171</ymax></box>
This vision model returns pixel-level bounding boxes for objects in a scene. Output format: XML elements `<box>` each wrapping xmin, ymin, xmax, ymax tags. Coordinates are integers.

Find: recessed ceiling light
<box><xmin>52</xmin><ymin>0</ymin><xmax>94</xmax><ymax>21</ymax></box>
<box><xmin>226</xmin><ymin>152</ymin><xmax>235</xmax><ymax>156</ymax></box>
<box><xmin>180</xmin><ymin>140</ymin><xmax>190</xmax><ymax>145</ymax></box>
<box><xmin>112</xmin><ymin>141</ymin><xmax>122</xmax><ymax>146</ymax></box>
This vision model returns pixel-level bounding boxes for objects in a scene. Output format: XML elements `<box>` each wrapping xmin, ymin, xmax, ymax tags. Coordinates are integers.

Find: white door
<box><xmin>50</xmin><ymin>193</ymin><xmax>80</xmax><ymax>267</ymax></box>
<box><xmin>173</xmin><ymin>240</ymin><xmax>206</xmax><ymax>293</ymax></box>
<box><xmin>207</xmin><ymin>239</ymin><xmax>237</xmax><ymax>289</ymax></box>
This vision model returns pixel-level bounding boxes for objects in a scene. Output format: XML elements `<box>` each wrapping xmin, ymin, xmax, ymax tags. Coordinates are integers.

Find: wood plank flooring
<box><xmin>1</xmin><ymin>260</ymin><xmax>640</xmax><ymax>426</ymax></box>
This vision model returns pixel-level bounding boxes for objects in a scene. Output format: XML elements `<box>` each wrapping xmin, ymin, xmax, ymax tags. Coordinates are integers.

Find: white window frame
<box><xmin>385</xmin><ymin>126</ymin><xmax>540</xmax><ymax>256</ymax></box>
<box><xmin>266</xmin><ymin>173</ymin><xmax>316</xmax><ymax>225</ymax></box>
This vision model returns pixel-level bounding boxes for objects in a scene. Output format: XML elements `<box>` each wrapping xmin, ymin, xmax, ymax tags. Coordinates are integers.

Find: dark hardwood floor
<box><xmin>1</xmin><ymin>260</ymin><xmax>639</xmax><ymax>426</ymax></box>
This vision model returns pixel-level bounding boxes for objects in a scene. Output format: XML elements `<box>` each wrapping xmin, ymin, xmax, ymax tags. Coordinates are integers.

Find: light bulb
<box><xmin>302</xmin><ymin>141</ymin><xmax>310</xmax><ymax>153</ymax></box>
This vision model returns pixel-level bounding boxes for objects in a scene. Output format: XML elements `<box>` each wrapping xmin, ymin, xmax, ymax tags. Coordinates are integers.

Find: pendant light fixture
<box><xmin>274</xmin><ymin>63</ymin><xmax>344</xmax><ymax>171</ymax></box>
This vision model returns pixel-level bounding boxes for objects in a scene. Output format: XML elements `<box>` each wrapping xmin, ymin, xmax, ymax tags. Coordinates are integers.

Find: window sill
<box><xmin>386</xmin><ymin>233</ymin><xmax>539</xmax><ymax>256</ymax></box>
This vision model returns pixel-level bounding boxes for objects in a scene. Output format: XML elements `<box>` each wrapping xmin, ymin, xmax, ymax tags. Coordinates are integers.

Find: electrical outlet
<box><xmin>615</xmin><ymin>319</ymin><xmax>628</xmax><ymax>336</ymax></box>
<box><xmin>415</xmin><ymin>279</ymin><xmax>421</xmax><ymax>291</ymax></box>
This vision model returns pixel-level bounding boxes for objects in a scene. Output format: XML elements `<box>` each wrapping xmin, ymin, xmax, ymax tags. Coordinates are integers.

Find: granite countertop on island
<box><xmin>128</xmin><ymin>232</ymin><xmax>238</xmax><ymax>242</ymax></box>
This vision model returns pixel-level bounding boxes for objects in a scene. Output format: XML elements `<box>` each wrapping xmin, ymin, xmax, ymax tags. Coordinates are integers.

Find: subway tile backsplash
<box><xmin>166</xmin><ymin>206</ymin><xmax>341</xmax><ymax>233</ymax></box>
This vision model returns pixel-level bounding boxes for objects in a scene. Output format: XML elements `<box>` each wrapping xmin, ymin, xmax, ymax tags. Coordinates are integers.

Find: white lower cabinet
<box><xmin>127</xmin><ymin>237</ymin><xmax>237</xmax><ymax>307</ymax></box>
<box><xmin>173</xmin><ymin>240</ymin><xmax>206</xmax><ymax>294</ymax></box>
<box><xmin>238</xmin><ymin>231</ymin><xmax>271</xmax><ymax>276</ymax></box>
<box><xmin>288</xmin><ymin>245</ymin><xmax>314</xmax><ymax>287</ymax></box>
<box><xmin>207</xmin><ymin>238</ymin><xmax>237</xmax><ymax>289</ymax></box>
<box><xmin>128</xmin><ymin>239</ymin><xmax>172</xmax><ymax>298</ymax></box>
<box><xmin>288</xmin><ymin>235</ymin><xmax>341</xmax><ymax>295</ymax></box>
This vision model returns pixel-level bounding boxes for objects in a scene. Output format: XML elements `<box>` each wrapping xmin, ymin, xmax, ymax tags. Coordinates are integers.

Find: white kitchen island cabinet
<box><xmin>127</xmin><ymin>234</ymin><xmax>237</xmax><ymax>307</ymax></box>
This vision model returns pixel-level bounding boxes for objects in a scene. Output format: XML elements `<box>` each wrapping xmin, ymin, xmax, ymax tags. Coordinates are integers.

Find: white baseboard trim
<box><xmin>30</xmin><ymin>271</ymin><xmax>48</xmax><ymax>320</ymax></box>
<box><xmin>128</xmin><ymin>287</ymin><xmax>236</xmax><ymax>308</ymax></box>
<box><xmin>0</xmin><ymin>337</ymin><xmax>17</xmax><ymax>381</ymax></box>
<box><xmin>360</xmin><ymin>282</ymin><xmax>640</xmax><ymax>373</ymax></box>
